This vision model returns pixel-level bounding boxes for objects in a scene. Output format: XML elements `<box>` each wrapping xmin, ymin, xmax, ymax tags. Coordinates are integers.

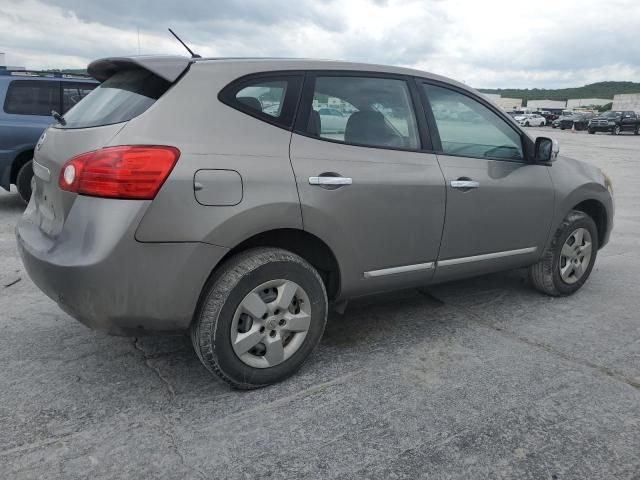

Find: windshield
<box><xmin>602</xmin><ymin>111</ymin><xmax>622</xmax><ymax>118</ymax></box>
<box><xmin>59</xmin><ymin>68</ymin><xmax>170</xmax><ymax>129</ymax></box>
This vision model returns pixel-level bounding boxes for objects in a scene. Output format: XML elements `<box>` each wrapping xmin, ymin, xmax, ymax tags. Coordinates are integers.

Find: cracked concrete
<box><xmin>1</xmin><ymin>128</ymin><xmax>639</xmax><ymax>479</ymax></box>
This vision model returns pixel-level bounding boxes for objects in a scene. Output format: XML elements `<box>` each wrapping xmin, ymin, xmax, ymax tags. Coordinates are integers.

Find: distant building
<box><xmin>482</xmin><ymin>93</ymin><xmax>522</xmax><ymax>110</ymax></box>
<box><xmin>526</xmin><ymin>99</ymin><xmax>566</xmax><ymax>111</ymax></box>
<box><xmin>612</xmin><ymin>93</ymin><xmax>640</xmax><ymax>112</ymax></box>
<box><xmin>0</xmin><ymin>52</ymin><xmax>25</xmax><ymax>71</ymax></box>
<box><xmin>566</xmin><ymin>98</ymin><xmax>612</xmax><ymax>108</ymax></box>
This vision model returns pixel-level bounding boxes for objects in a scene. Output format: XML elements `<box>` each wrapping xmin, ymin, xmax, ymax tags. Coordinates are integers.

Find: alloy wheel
<box><xmin>230</xmin><ymin>279</ymin><xmax>311</xmax><ymax>368</ymax></box>
<box><xmin>559</xmin><ymin>227</ymin><xmax>592</xmax><ymax>285</ymax></box>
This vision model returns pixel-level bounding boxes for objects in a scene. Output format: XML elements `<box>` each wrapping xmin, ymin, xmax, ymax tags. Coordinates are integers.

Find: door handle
<box><xmin>309</xmin><ymin>176</ymin><xmax>353</xmax><ymax>186</ymax></box>
<box><xmin>450</xmin><ymin>180</ymin><xmax>480</xmax><ymax>189</ymax></box>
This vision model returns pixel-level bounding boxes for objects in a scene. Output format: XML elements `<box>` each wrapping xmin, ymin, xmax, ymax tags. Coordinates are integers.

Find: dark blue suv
<box><xmin>0</xmin><ymin>70</ymin><xmax>97</xmax><ymax>201</ymax></box>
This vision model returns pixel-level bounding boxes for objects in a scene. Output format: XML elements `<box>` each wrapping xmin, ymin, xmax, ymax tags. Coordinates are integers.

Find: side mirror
<box><xmin>534</xmin><ymin>137</ymin><xmax>559</xmax><ymax>163</ymax></box>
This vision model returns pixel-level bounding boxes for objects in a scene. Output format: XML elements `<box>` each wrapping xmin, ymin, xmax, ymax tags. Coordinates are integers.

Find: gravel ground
<box><xmin>1</xmin><ymin>127</ymin><xmax>638</xmax><ymax>479</ymax></box>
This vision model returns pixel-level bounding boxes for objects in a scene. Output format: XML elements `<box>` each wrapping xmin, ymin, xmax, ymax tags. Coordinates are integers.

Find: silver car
<box><xmin>16</xmin><ymin>56</ymin><xmax>614</xmax><ymax>388</ymax></box>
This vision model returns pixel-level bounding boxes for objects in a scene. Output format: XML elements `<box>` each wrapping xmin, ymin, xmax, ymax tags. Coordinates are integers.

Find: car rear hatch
<box><xmin>30</xmin><ymin>55</ymin><xmax>191</xmax><ymax>237</ymax></box>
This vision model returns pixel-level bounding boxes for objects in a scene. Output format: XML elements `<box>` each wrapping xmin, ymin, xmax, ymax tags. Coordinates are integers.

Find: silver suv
<box><xmin>16</xmin><ymin>56</ymin><xmax>614</xmax><ymax>388</ymax></box>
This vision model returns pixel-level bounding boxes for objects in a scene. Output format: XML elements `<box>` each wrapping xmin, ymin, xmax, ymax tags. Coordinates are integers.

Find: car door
<box><xmin>289</xmin><ymin>73</ymin><xmax>446</xmax><ymax>298</ymax></box>
<box><xmin>621</xmin><ymin>111</ymin><xmax>636</xmax><ymax>131</ymax></box>
<box><xmin>419</xmin><ymin>81</ymin><xmax>555</xmax><ymax>283</ymax></box>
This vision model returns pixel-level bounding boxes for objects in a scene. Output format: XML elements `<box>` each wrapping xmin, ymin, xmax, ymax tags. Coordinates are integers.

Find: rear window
<box><xmin>60</xmin><ymin>69</ymin><xmax>170</xmax><ymax>129</ymax></box>
<box><xmin>62</xmin><ymin>82</ymin><xmax>97</xmax><ymax>114</ymax></box>
<box><xmin>3</xmin><ymin>80</ymin><xmax>59</xmax><ymax>116</ymax></box>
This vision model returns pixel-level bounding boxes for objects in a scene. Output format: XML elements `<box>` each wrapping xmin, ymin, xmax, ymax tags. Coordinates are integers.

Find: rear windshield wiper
<box><xmin>51</xmin><ymin>110</ymin><xmax>66</xmax><ymax>126</ymax></box>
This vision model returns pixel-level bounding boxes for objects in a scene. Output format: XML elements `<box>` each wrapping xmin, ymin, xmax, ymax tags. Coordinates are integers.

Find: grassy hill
<box><xmin>478</xmin><ymin>81</ymin><xmax>640</xmax><ymax>105</ymax></box>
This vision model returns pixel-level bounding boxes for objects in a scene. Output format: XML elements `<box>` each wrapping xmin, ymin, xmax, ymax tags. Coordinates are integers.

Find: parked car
<box><xmin>16</xmin><ymin>56</ymin><xmax>614</xmax><ymax>389</ymax></box>
<box><xmin>515</xmin><ymin>113</ymin><xmax>545</xmax><ymax>127</ymax></box>
<box><xmin>537</xmin><ymin>111</ymin><xmax>559</xmax><ymax>124</ymax></box>
<box><xmin>0</xmin><ymin>70</ymin><xmax>98</xmax><ymax>201</ymax></box>
<box><xmin>553</xmin><ymin>112</ymin><xmax>592</xmax><ymax>131</ymax></box>
<box><xmin>588</xmin><ymin>110</ymin><xmax>640</xmax><ymax>135</ymax></box>
<box><xmin>317</xmin><ymin>107</ymin><xmax>348</xmax><ymax>133</ymax></box>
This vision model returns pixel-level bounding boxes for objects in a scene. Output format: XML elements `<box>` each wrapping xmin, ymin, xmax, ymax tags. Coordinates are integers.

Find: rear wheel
<box><xmin>529</xmin><ymin>210</ymin><xmax>598</xmax><ymax>296</ymax></box>
<box><xmin>16</xmin><ymin>160</ymin><xmax>33</xmax><ymax>203</ymax></box>
<box><xmin>191</xmin><ymin>247</ymin><xmax>328</xmax><ymax>389</ymax></box>
<box><xmin>635</xmin><ymin>126</ymin><xmax>639</xmax><ymax>135</ymax></box>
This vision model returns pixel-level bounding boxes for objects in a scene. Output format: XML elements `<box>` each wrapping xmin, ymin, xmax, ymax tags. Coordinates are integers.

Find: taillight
<box><xmin>58</xmin><ymin>146</ymin><xmax>180</xmax><ymax>200</ymax></box>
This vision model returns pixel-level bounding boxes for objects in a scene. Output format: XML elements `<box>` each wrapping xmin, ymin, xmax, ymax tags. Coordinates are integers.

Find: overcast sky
<box><xmin>1</xmin><ymin>0</ymin><xmax>639</xmax><ymax>88</ymax></box>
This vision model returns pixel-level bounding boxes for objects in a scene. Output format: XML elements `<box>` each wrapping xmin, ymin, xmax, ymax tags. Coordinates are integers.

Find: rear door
<box><xmin>419</xmin><ymin>81</ymin><xmax>554</xmax><ymax>282</ymax></box>
<box><xmin>289</xmin><ymin>72</ymin><xmax>446</xmax><ymax>298</ymax></box>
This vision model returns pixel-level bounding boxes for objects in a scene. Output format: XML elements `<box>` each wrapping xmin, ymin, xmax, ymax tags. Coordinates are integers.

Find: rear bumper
<box><xmin>16</xmin><ymin>196</ymin><xmax>228</xmax><ymax>335</ymax></box>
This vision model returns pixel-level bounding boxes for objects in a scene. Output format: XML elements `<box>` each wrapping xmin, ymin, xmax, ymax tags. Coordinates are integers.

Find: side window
<box><xmin>220</xmin><ymin>75</ymin><xmax>303</xmax><ymax>128</ymax></box>
<box><xmin>305</xmin><ymin>76</ymin><xmax>420</xmax><ymax>150</ymax></box>
<box><xmin>423</xmin><ymin>83</ymin><xmax>524</xmax><ymax>161</ymax></box>
<box><xmin>3</xmin><ymin>80</ymin><xmax>60</xmax><ymax>116</ymax></box>
<box><xmin>62</xmin><ymin>83</ymin><xmax>97</xmax><ymax>114</ymax></box>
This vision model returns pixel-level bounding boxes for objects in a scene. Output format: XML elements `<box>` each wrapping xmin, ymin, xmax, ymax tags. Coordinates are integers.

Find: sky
<box><xmin>1</xmin><ymin>0</ymin><xmax>639</xmax><ymax>89</ymax></box>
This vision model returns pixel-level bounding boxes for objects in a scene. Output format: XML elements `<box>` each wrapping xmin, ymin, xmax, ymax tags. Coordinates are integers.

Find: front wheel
<box><xmin>588</xmin><ymin>129</ymin><xmax>595</xmax><ymax>134</ymax></box>
<box><xmin>612</xmin><ymin>125</ymin><xmax>621</xmax><ymax>135</ymax></box>
<box><xmin>529</xmin><ymin>210</ymin><xmax>598</xmax><ymax>296</ymax></box>
<box><xmin>634</xmin><ymin>126</ymin><xmax>639</xmax><ymax>135</ymax></box>
<box><xmin>191</xmin><ymin>247</ymin><xmax>328</xmax><ymax>389</ymax></box>
<box><xmin>16</xmin><ymin>160</ymin><xmax>34</xmax><ymax>203</ymax></box>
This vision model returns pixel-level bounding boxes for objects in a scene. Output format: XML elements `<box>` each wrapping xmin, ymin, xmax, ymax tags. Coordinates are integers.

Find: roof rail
<box><xmin>0</xmin><ymin>69</ymin><xmax>94</xmax><ymax>80</ymax></box>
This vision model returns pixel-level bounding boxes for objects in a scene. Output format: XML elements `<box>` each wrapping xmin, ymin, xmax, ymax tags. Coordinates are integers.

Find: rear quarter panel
<box><xmin>113</xmin><ymin>63</ymin><xmax>303</xmax><ymax>247</ymax></box>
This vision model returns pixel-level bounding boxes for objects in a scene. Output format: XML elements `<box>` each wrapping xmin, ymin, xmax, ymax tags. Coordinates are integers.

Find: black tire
<box><xmin>16</xmin><ymin>160</ymin><xmax>33</xmax><ymax>203</ymax></box>
<box><xmin>634</xmin><ymin>126</ymin><xmax>639</xmax><ymax>135</ymax></box>
<box><xmin>612</xmin><ymin>125</ymin><xmax>621</xmax><ymax>135</ymax></box>
<box><xmin>525</xmin><ymin>121</ymin><xmax>530</xmax><ymax>127</ymax></box>
<box><xmin>529</xmin><ymin>210</ymin><xmax>598</xmax><ymax>297</ymax></box>
<box><xmin>588</xmin><ymin>129</ymin><xmax>595</xmax><ymax>134</ymax></box>
<box><xmin>191</xmin><ymin>247</ymin><xmax>328</xmax><ymax>389</ymax></box>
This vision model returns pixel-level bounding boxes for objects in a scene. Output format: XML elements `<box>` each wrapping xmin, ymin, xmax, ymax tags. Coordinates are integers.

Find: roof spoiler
<box><xmin>87</xmin><ymin>55</ymin><xmax>192</xmax><ymax>83</ymax></box>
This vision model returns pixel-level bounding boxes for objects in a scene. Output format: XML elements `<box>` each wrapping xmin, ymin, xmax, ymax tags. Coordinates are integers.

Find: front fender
<box><xmin>546</xmin><ymin>156</ymin><xmax>613</xmax><ymax>251</ymax></box>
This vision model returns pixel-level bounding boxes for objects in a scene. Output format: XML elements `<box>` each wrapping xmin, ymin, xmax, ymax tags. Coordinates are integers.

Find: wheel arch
<box><xmin>10</xmin><ymin>149</ymin><xmax>34</xmax><ymax>184</ymax></box>
<box><xmin>214</xmin><ymin>228</ymin><xmax>342</xmax><ymax>300</ymax></box>
<box><xmin>571</xmin><ymin>199</ymin><xmax>608</xmax><ymax>249</ymax></box>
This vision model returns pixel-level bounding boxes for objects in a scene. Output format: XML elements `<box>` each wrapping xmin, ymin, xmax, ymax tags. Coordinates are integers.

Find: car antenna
<box><xmin>168</xmin><ymin>28</ymin><xmax>201</xmax><ymax>58</ymax></box>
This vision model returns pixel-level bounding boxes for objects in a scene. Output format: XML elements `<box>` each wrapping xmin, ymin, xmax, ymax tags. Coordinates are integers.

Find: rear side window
<box><xmin>303</xmin><ymin>75</ymin><xmax>420</xmax><ymax>150</ymax></box>
<box><xmin>62</xmin><ymin>83</ymin><xmax>97</xmax><ymax>114</ymax></box>
<box><xmin>219</xmin><ymin>75</ymin><xmax>303</xmax><ymax>129</ymax></box>
<box><xmin>60</xmin><ymin>69</ymin><xmax>170</xmax><ymax>129</ymax></box>
<box><xmin>3</xmin><ymin>80</ymin><xmax>59</xmax><ymax>116</ymax></box>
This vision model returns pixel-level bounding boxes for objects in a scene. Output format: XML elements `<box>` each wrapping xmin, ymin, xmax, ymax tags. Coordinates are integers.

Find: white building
<box><xmin>482</xmin><ymin>93</ymin><xmax>522</xmax><ymax>110</ymax></box>
<box><xmin>612</xmin><ymin>93</ymin><xmax>640</xmax><ymax>112</ymax></box>
<box><xmin>526</xmin><ymin>99</ymin><xmax>566</xmax><ymax>111</ymax></box>
<box><xmin>566</xmin><ymin>98</ymin><xmax>612</xmax><ymax>108</ymax></box>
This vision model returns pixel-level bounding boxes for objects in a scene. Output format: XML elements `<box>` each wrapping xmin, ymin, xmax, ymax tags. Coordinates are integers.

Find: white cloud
<box><xmin>1</xmin><ymin>0</ymin><xmax>639</xmax><ymax>88</ymax></box>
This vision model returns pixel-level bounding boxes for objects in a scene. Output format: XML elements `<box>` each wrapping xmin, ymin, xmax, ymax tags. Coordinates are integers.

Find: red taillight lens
<box><xmin>58</xmin><ymin>146</ymin><xmax>180</xmax><ymax>200</ymax></box>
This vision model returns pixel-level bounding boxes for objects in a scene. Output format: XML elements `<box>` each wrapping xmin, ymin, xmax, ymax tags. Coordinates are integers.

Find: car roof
<box><xmin>194</xmin><ymin>57</ymin><xmax>470</xmax><ymax>89</ymax></box>
<box><xmin>0</xmin><ymin>70</ymin><xmax>96</xmax><ymax>83</ymax></box>
<box><xmin>88</xmin><ymin>55</ymin><xmax>495</xmax><ymax>109</ymax></box>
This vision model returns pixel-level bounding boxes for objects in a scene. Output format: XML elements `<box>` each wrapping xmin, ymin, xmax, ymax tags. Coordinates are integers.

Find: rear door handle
<box><xmin>309</xmin><ymin>176</ymin><xmax>353</xmax><ymax>186</ymax></box>
<box><xmin>450</xmin><ymin>180</ymin><xmax>480</xmax><ymax>189</ymax></box>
